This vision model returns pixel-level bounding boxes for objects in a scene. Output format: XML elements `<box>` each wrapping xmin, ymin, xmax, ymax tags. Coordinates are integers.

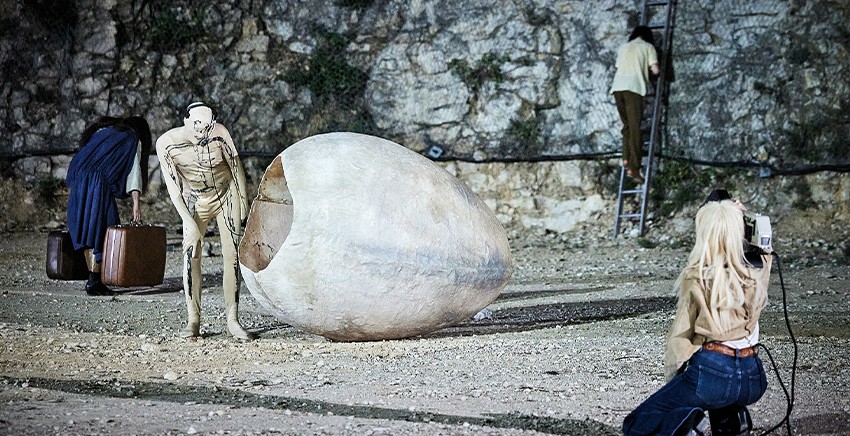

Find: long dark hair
<box><xmin>79</xmin><ymin>116</ymin><xmax>153</xmax><ymax>192</ymax></box>
<box><xmin>629</xmin><ymin>26</ymin><xmax>655</xmax><ymax>45</ymax></box>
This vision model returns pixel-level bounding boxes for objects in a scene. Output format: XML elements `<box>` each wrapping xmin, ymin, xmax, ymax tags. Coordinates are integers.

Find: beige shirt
<box><xmin>663</xmin><ymin>255</ymin><xmax>772</xmax><ymax>380</ymax></box>
<box><xmin>609</xmin><ymin>38</ymin><xmax>658</xmax><ymax>97</ymax></box>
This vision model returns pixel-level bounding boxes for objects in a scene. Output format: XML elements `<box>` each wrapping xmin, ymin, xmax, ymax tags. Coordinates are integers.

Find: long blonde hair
<box><xmin>677</xmin><ymin>200</ymin><xmax>763</xmax><ymax>331</ymax></box>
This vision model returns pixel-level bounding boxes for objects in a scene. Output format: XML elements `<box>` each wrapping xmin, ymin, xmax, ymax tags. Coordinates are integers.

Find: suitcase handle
<box><xmin>113</xmin><ymin>221</ymin><xmax>152</xmax><ymax>228</ymax></box>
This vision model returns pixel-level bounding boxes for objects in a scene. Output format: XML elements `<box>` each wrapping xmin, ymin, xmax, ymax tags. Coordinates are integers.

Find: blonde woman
<box><xmin>624</xmin><ymin>196</ymin><xmax>772</xmax><ymax>436</ymax></box>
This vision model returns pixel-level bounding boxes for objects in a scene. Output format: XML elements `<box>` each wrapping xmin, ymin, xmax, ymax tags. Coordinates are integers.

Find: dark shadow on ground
<box><xmin>0</xmin><ymin>283</ymin><xmax>676</xmax><ymax>339</ymax></box>
<box><xmin>115</xmin><ymin>276</ymin><xmax>183</xmax><ymax>295</ymax></box>
<box><xmin>424</xmin><ymin>296</ymin><xmax>676</xmax><ymax>338</ymax></box>
<box><xmin>792</xmin><ymin>412</ymin><xmax>850</xmax><ymax>435</ymax></box>
<box><xmin>114</xmin><ymin>273</ymin><xmax>223</xmax><ymax>295</ymax></box>
<box><xmin>495</xmin><ymin>286</ymin><xmax>615</xmax><ymax>302</ymax></box>
<box><xmin>1</xmin><ymin>376</ymin><xmax>620</xmax><ymax>435</ymax></box>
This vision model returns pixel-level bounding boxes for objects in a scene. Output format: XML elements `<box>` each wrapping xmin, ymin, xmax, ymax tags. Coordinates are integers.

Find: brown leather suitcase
<box><xmin>101</xmin><ymin>224</ymin><xmax>166</xmax><ymax>287</ymax></box>
<box><xmin>46</xmin><ymin>230</ymin><xmax>89</xmax><ymax>280</ymax></box>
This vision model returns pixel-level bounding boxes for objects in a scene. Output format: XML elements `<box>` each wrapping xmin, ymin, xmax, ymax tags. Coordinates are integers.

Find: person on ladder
<box><xmin>610</xmin><ymin>25</ymin><xmax>660</xmax><ymax>184</ymax></box>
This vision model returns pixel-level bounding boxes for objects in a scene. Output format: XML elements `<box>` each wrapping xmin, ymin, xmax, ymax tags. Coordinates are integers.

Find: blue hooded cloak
<box><xmin>66</xmin><ymin>126</ymin><xmax>139</xmax><ymax>262</ymax></box>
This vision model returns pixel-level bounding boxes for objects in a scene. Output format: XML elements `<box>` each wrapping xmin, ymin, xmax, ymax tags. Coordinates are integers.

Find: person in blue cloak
<box><xmin>66</xmin><ymin>116</ymin><xmax>152</xmax><ymax>296</ymax></box>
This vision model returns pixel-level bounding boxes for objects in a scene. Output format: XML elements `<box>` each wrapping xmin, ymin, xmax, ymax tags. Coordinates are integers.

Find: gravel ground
<box><xmin>1</xmin><ymin>224</ymin><xmax>849</xmax><ymax>435</ymax></box>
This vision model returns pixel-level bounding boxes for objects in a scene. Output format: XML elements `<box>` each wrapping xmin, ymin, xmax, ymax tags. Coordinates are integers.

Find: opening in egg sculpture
<box><xmin>239</xmin><ymin>132</ymin><xmax>513</xmax><ymax>341</ymax></box>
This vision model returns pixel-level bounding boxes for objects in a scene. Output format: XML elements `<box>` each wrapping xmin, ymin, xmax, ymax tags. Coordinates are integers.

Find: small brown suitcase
<box><xmin>101</xmin><ymin>223</ymin><xmax>167</xmax><ymax>287</ymax></box>
<box><xmin>46</xmin><ymin>230</ymin><xmax>89</xmax><ymax>280</ymax></box>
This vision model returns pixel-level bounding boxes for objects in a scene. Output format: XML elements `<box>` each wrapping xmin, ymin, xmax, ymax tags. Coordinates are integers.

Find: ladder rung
<box><xmin>618</xmin><ymin>213</ymin><xmax>643</xmax><ymax>218</ymax></box>
<box><xmin>622</xmin><ymin>189</ymin><xmax>645</xmax><ymax>194</ymax></box>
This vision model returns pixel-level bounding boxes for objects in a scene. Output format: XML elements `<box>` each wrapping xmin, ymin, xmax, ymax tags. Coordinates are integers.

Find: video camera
<box><xmin>704</xmin><ymin>189</ymin><xmax>773</xmax><ymax>266</ymax></box>
<box><xmin>744</xmin><ymin>212</ymin><xmax>772</xmax><ymax>255</ymax></box>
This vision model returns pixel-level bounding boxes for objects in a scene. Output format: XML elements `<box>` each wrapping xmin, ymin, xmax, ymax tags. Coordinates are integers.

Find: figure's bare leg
<box><xmin>180</xmin><ymin>245</ymin><xmax>203</xmax><ymax>338</ymax></box>
<box><xmin>218</xmin><ymin>199</ymin><xmax>255</xmax><ymax>340</ymax></box>
<box><xmin>83</xmin><ymin>248</ymin><xmax>113</xmax><ymax>296</ymax></box>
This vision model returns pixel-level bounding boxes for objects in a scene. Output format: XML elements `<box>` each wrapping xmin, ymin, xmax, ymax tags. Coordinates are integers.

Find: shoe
<box><xmin>691</xmin><ymin>414</ymin><xmax>709</xmax><ymax>436</ymax></box>
<box><xmin>627</xmin><ymin>168</ymin><xmax>645</xmax><ymax>184</ymax></box>
<box><xmin>85</xmin><ymin>281</ymin><xmax>114</xmax><ymax>296</ymax></box>
<box><xmin>711</xmin><ymin>407</ymin><xmax>752</xmax><ymax>436</ymax></box>
<box><xmin>673</xmin><ymin>409</ymin><xmax>706</xmax><ymax>436</ymax></box>
<box><xmin>85</xmin><ymin>272</ymin><xmax>114</xmax><ymax>296</ymax></box>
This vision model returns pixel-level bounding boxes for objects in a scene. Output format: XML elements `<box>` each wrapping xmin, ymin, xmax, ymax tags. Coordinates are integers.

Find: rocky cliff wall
<box><xmin>1</xmin><ymin>0</ymin><xmax>848</xmax><ymax>238</ymax></box>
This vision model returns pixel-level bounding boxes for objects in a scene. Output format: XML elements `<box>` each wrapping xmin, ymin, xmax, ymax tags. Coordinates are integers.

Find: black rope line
<box><xmin>4</xmin><ymin>149</ymin><xmax>849</xmax><ymax>175</ymax></box>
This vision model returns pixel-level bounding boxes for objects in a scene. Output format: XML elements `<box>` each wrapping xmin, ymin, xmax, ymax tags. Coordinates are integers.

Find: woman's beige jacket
<box><xmin>663</xmin><ymin>255</ymin><xmax>772</xmax><ymax>381</ymax></box>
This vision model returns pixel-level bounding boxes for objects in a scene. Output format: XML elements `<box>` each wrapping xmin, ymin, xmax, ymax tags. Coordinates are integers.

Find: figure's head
<box><xmin>124</xmin><ymin>116</ymin><xmax>152</xmax><ymax>146</ymax></box>
<box><xmin>629</xmin><ymin>25</ymin><xmax>655</xmax><ymax>45</ymax></box>
<box><xmin>183</xmin><ymin>102</ymin><xmax>216</xmax><ymax>141</ymax></box>
<box><xmin>694</xmin><ymin>199</ymin><xmax>745</xmax><ymax>262</ymax></box>
<box><xmin>80</xmin><ymin>115</ymin><xmax>153</xmax><ymax>192</ymax></box>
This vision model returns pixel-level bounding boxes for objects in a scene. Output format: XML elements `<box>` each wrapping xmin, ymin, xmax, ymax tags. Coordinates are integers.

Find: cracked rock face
<box><xmin>238</xmin><ymin>132</ymin><xmax>513</xmax><ymax>341</ymax></box>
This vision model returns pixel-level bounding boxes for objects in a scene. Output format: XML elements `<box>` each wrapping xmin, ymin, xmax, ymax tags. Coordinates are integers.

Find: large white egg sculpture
<box><xmin>238</xmin><ymin>132</ymin><xmax>512</xmax><ymax>341</ymax></box>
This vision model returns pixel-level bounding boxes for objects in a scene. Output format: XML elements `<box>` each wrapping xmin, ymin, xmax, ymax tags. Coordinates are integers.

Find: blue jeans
<box><xmin>623</xmin><ymin>348</ymin><xmax>767</xmax><ymax>436</ymax></box>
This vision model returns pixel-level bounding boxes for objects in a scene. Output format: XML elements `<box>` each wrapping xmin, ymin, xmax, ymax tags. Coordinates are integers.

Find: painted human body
<box><xmin>156</xmin><ymin>103</ymin><xmax>254</xmax><ymax>340</ymax></box>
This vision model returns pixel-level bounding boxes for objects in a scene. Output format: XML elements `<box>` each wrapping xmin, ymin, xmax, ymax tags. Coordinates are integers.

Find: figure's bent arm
<box><xmin>219</xmin><ymin>127</ymin><xmax>249</xmax><ymax>218</ymax></box>
<box><xmin>156</xmin><ymin>135</ymin><xmax>197</xmax><ymax>224</ymax></box>
<box><xmin>125</xmin><ymin>142</ymin><xmax>143</xmax><ymax>194</ymax></box>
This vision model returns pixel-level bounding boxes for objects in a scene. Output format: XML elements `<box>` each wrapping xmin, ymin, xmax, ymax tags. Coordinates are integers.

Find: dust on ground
<box><xmin>1</xmin><ymin>211</ymin><xmax>849</xmax><ymax>436</ymax></box>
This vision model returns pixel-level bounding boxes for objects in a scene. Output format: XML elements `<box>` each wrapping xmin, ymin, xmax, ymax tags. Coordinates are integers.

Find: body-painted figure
<box><xmin>67</xmin><ymin>116</ymin><xmax>152</xmax><ymax>296</ymax></box>
<box><xmin>156</xmin><ymin>102</ymin><xmax>255</xmax><ymax>340</ymax></box>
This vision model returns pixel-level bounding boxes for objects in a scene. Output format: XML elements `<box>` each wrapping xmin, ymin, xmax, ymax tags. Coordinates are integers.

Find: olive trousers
<box><xmin>613</xmin><ymin>90</ymin><xmax>644</xmax><ymax>176</ymax></box>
